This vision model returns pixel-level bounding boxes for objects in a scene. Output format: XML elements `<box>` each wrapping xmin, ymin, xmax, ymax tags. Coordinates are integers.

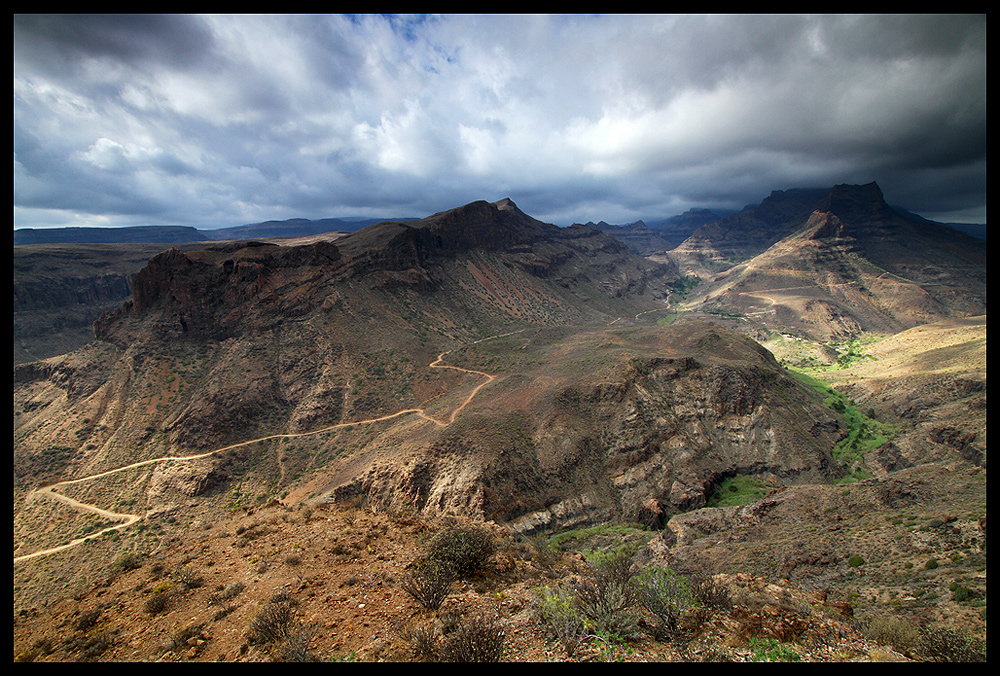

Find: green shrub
<box><xmin>532</xmin><ymin>584</ymin><xmax>588</xmax><ymax>657</ymax></box>
<box><xmin>925</xmin><ymin>558</ymin><xmax>940</xmax><ymax>570</ymax></box>
<box><xmin>572</xmin><ymin>551</ymin><xmax>643</xmax><ymax>641</ymax></box>
<box><xmin>848</xmin><ymin>555</ymin><xmax>866</xmax><ymax>567</ymax></box>
<box><xmin>632</xmin><ymin>566</ymin><xmax>693</xmax><ymax>640</ymax></box>
<box><xmin>426</xmin><ymin>524</ymin><xmax>496</xmax><ymax>577</ymax></box>
<box><xmin>749</xmin><ymin>637</ymin><xmax>801</xmax><ymax>662</ymax></box>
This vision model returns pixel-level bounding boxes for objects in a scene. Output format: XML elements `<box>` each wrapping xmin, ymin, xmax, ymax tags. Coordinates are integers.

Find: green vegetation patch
<box><xmin>787</xmin><ymin>368</ymin><xmax>898</xmax><ymax>480</ymax></box>
<box><xmin>706</xmin><ymin>475</ymin><xmax>773</xmax><ymax>508</ymax></box>
<box><xmin>547</xmin><ymin>522</ymin><xmax>654</xmax><ymax>562</ymax></box>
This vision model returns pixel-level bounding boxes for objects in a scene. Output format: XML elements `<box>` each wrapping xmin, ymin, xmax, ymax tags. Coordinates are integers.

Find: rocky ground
<box><xmin>13</xmin><ymin>457</ymin><xmax>986</xmax><ymax>662</ymax></box>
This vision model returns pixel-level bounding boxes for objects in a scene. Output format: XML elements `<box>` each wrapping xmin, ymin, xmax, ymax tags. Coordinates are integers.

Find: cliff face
<box><xmin>96</xmin><ymin>240</ymin><xmax>346</xmax><ymax>343</ymax></box>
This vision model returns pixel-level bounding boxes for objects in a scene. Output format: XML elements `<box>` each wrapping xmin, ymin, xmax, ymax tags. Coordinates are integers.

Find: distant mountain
<box><xmin>591</xmin><ymin>209</ymin><xmax>732</xmax><ymax>254</ymax></box>
<box><xmin>670</xmin><ymin>182</ymin><xmax>985</xmax><ymax>276</ymax></box>
<box><xmin>199</xmin><ymin>216</ymin><xmax>417</xmax><ymax>241</ymax></box>
<box><xmin>585</xmin><ymin>220</ymin><xmax>675</xmax><ymax>256</ymax></box>
<box><xmin>93</xmin><ymin>198</ymin><xmax>678</xmax><ymax>354</ymax></box>
<box><xmin>646</xmin><ymin>207</ymin><xmax>732</xmax><ymax>245</ymax></box>
<box><xmin>671</xmin><ymin>182</ymin><xmax>987</xmax><ymax>341</ymax></box>
<box><xmin>13</xmin><ymin>225</ymin><xmax>208</xmax><ymax>245</ymax></box>
<box><xmin>889</xmin><ymin>206</ymin><xmax>986</xmax><ymax>240</ymax></box>
<box><xmin>13</xmin><ymin>216</ymin><xmax>416</xmax><ymax>245</ymax></box>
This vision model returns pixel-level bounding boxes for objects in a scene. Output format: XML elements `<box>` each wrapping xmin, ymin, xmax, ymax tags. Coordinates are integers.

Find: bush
<box><xmin>689</xmin><ymin>573</ymin><xmax>732</xmax><ymax>610</ymax></box>
<box><xmin>280</xmin><ymin>625</ymin><xmax>320</xmax><ymax>662</ymax></box>
<box><xmin>858</xmin><ymin>613</ymin><xmax>922</xmax><ymax>653</ymax></box>
<box><xmin>848</xmin><ymin>555</ymin><xmax>866</xmax><ymax>567</ymax></box>
<box><xmin>248</xmin><ymin>600</ymin><xmax>294</xmax><ymax>644</ymax></box>
<box><xmin>173</xmin><ymin>565</ymin><xmax>204</xmax><ymax>590</ymax></box>
<box><xmin>109</xmin><ymin>551</ymin><xmax>144</xmax><ymax>577</ymax></box>
<box><xmin>532</xmin><ymin>584</ymin><xmax>588</xmax><ymax>657</ymax></box>
<box><xmin>426</xmin><ymin>524</ymin><xmax>496</xmax><ymax>577</ymax></box>
<box><xmin>633</xmin><ymin>566</ymin><xmax>694</xmax><ymax>640</ymax></box>
<box><xmin>144</xmin><ymin>591</ymin><xmax>171</xmax><ymax>616</ymax></box>
<box><xmin>75</xmin><ymin>608</ymin><xmax>102</xmax><ymax>632</ymax></box>
<box><xmin>398</xmin><ymin>620</ymin><xmax>441</xmax><ymax>661</ymax></box>
<box><xmin>527</xmin><ymin>533</ymin><xmax>559</xmax><ymax>569</ymax></box>
<box><xmin>749</xmin><ymin>637</ymin><xmax>801</xmax><ymax>662</ymax></box>
<box><xmin>400</xmin><ymin>559</ymin><xmax>455</xmax><ymax>610</ymax></box>
<box><xmin>920</xmin><ymin>626</ymin><xmax>987</xmax><ymax>662</ymax></box>
<box><xmin>572</xmin><ymin>551</ymin><xmax>643</xmax><ymax>641</ymax></box>
<box><xmin>439</xmin><ymin>612</ymin><xmax>506</xmax><ymax>662</ymax></box>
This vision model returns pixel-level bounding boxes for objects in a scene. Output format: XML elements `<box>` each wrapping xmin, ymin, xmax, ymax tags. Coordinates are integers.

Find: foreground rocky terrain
<box><xmin>12</xmin><ymin>458</ymin><xmax>986</xmax><ymax>662</ymax></box>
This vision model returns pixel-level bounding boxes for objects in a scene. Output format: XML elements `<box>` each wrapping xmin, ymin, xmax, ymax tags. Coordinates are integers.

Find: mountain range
<box><xmin>11</xmin><ymin>216</ymin><xmax>416</xmax><ymax>246</ymax></box>
<box><xmin>12</xmin><ymin>182</ymin><xmax>987</xmax><ymax>662</ymax></box>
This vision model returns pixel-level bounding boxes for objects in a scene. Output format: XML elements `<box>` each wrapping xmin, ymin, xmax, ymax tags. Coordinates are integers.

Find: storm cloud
<box><xmin>14</xmin><ymin>14</ymin><xmax>986</xmax><ymax>229</ymax></box>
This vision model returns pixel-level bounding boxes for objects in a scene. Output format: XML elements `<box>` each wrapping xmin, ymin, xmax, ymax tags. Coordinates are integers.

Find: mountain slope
<box><xmin>669</xmin><ymin>183</ymin><xmax>986</xmax><ymax>341</ymax></box>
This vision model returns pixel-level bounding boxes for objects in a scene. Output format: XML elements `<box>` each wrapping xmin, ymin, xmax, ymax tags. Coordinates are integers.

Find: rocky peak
<box><xmin>801</xmin><ymin>211</ymin><xmax>848</xmax><ymax>240</ymax></box>
<box><xmin>818</xmin><ymin>181</ymin><xmax>894</xmax><ymax>225</ymax></box>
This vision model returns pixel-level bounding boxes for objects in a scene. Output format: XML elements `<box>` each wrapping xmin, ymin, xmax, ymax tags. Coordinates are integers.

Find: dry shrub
<box><xmin>400</xmin><ymin>559</ymin><xmax>455</xmax><ymax>610</ymax></box>
<box><xmin>248</xmin><ymin>600</ymin><xmax>294</xmax><ymax>644</ymax></box>
<box><xmin>439</xmin><ymin>611</ymin><xmax>506</xmax><ymax>662</ymax></box>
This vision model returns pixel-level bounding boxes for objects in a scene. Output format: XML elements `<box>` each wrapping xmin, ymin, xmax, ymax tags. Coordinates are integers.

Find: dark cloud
<box><xmin>13</xmin><ymin>14</ymin><xmax>987</xmax><ymax>229</ymax></box>
<box><xmin>14</xmin><ymin>14</ymin><xmax>217</xmax><ymax>75</ymax></box>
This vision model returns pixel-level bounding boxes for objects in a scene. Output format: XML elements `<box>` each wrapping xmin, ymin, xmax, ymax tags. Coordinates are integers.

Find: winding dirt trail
<box><xmin>14</xmin><ymin>332</ymin><xmax>521</xmax><ymax>564</ymax></box>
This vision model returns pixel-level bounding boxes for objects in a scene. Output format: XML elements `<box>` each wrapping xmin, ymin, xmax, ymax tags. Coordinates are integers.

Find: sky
<box><xmin>13</xmin><ymin>14</ymin><xmax>987</xmax><ymax>231</ymax></box>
